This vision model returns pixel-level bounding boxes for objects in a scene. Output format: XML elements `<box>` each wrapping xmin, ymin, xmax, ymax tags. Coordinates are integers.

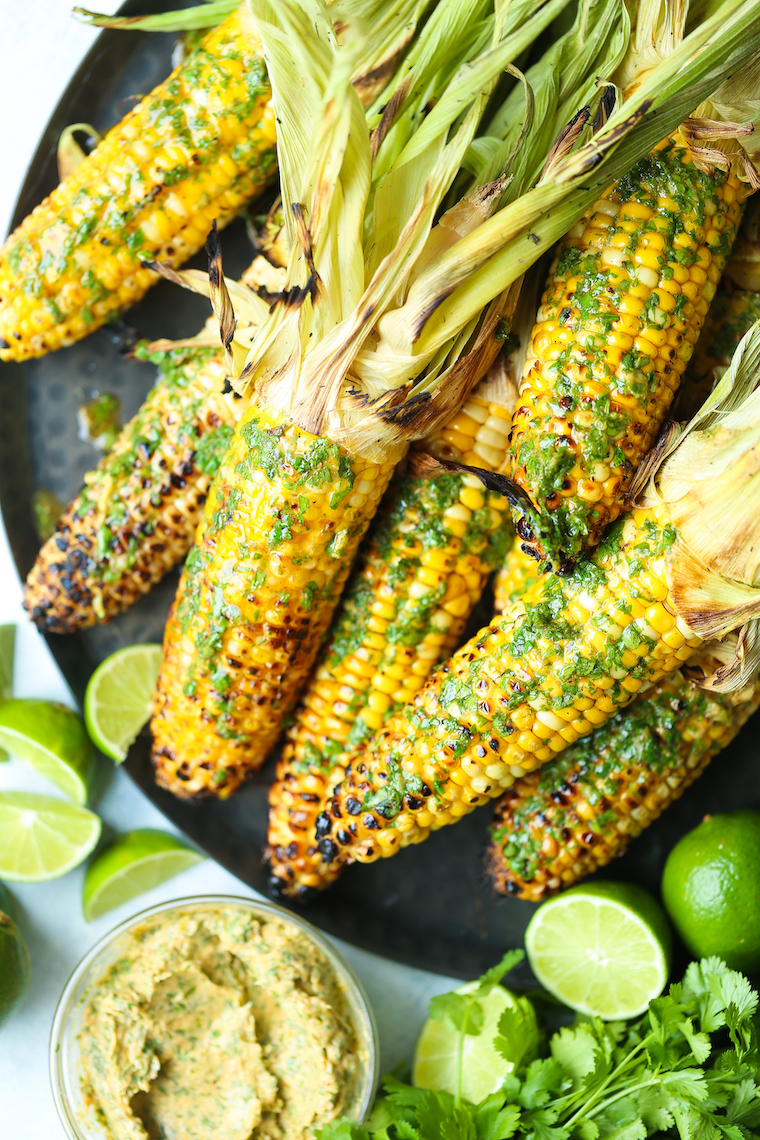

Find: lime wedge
<box><xmin>525</xmin><ymin>881</ymin><xmax>672</xmax><ymax>1020</ymax></box>
<box><xmin>0</xmin><ymin>624</ymin><xmax>15</xmax><ymax>762</ymax></box>
<box><xmin>0</xmin><ymin>699</ymin><xmax>96</xmax><ymax>804</ymax></box>
<box><xmin>0</xmin><ymin>624</ymin><xmax>15</xmax><ymax>702</ymax></box>
<box><xmin>84</xmin><ymin>644</ymin><xmax>162</xmax><ymax>762</ymax></box>
<box><xmin>0</xmin><ymin>792</ymin><xmax>101</xmax><ymax>882</ymax></box>
<box><xmin>0</xmin><ymin>881</ymin><xmax>31</xmax><ymax>1024</ymax></box>
<box><xmin>83</xmin><ymin>829</ymin><xmax>204</xmax><ymax>921</ymax></box>
<box><xmin>413</xmin><ymin>982</ymin><xmax>536</xmax><ymax>1104</ymax></box>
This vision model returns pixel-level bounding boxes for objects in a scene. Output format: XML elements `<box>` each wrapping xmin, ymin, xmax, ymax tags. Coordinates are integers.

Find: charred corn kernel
<box><xmin>315</xmin><ymin>504</ymin><xmax>710</xmax><ymax>874</ymax></box>
<box><xmin>151</xmin><ymin>403</ymin><xmax>395</xmax><ymax>801</ymax></box>
<box><xmin>265</xmin><ymin>382</ymin><xmax>517</xmax><ymax>898</ymax></box>
<box><xmin>509</xmin><ymin>137</ymin><xmax>745</xmax><ymax>566</ymax></box>
<box><xmin>24</xmin><ymin>344</ymin><xmax>245</xmax><ymax>631</ymax></box>
<box><xmin>0</xmin><ymin>7</ymin><xmax>276</xmax><ymax>362</ymax></box>
<box><xmin>485</xmin><ymin>665</ymin><xmax>760</xmax><ymax>900</ymax></box>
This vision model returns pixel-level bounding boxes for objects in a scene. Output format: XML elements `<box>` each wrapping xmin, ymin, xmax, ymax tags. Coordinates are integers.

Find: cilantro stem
<box><xmin>455</xmin><ymin>994</ymin><xmax>478</xmax><ymax>1108</ymax></box>
<box><xmin>583</xmin><ymin>1075</ymin><xmax>662</xmax><ymax>1122</ymax></box>
<box><xmin>562</xmin><ymin>1033</ymin><xmax>654</xmax><ymax>1129</ymax></box>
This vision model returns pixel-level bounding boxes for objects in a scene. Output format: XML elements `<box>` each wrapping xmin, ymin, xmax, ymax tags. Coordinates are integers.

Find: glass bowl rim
<box><xmin>49</xmin><ymin>891</ymin><xmax>380</xmax><ymax>1140</ymax></box>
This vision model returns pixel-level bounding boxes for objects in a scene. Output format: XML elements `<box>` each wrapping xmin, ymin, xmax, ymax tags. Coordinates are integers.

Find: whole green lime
<box><xmin>0</xmin><ymin>881</ymin><xmax>31</xmax><ymax>1026</ymax></box>
<box><xmin>662</xmin><ymin>811</ymin><xmax>760</xmax><ymax>973</ymax></box>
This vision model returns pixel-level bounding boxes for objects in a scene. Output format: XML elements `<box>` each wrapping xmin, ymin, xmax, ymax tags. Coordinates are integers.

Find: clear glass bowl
<box><xmin>50</xmin><ymin>894</ymin><xmax>379</xmax><ymax>1140</ymax></box>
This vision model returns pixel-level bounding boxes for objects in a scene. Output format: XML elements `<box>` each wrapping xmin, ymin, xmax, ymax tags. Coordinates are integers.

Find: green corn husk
<box><xmin>74</xmin><ymin>1</ymin><xmax>240</xmax><ymax>32</ymax></box>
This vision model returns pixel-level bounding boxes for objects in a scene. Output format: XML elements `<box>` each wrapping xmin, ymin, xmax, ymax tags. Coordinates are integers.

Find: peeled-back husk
<box><xmin>641</xmin><ymin>320</ymin><xmax>760</xmax><ymax>691</ymax></box>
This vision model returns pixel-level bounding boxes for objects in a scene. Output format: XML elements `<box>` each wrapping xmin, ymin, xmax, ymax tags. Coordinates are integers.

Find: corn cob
<box><xmin>508</xmin><ymin>136</ymin><xmax>746</xmax><ymax>568</ymax></box>
<box><xmin>485</xmin><ymin>664</ymin><xmax>760</xmax><ymax>900</ymax></box>
<box><xmin>266</xmin><ymin>382</ymin><xmax>516</xmax><ymax>896</ymax></box>
<box><xmin>492</xmin><ymin>540</ymin><xmax>543</xmax><ymax>615</ymax></box>
<box><xmin>147</xmin><ymin>0</ymin><xmax>557</xmax><ymax>802</ymax></box>
<box><xmin>150</xmin><ymin>401</ymin><xmax>397</xmax><ymax>798</ymax></box>
<box><xmin>0</xmin><ymin>6</ymin><xmax>276</xmax><ymax>362</ymax></box>
<box><xmin>314</xmin><ymin>503</ymin><xmax>713</xmax><ymax>871</ymax></box>
<box><xmin>23</xmin><ymin>342</ymin><xmax>247</xmax><ymax>632</ymax></box>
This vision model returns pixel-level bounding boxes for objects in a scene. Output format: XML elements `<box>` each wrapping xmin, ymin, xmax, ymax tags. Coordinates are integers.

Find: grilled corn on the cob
<box><xmin>151</xmin><ymin>402</ymin><xmax>396</xmax><ymax>798</ymax></box>
<box><xmin>316</xmin><ymin>503</ymin><xmax>705</xmax><ymax>869</ymax></box>
<box><xmin>0</xmin><ymin>6</ymin><xmax>276</xmax><ymax>361</ymax></box>
<box><xmin>266</xmin><ymin>382</ymin><xmax>516</xmax><ymax>896</ymax></box>
<box><xmin>509</xmin><ymin>137</ymin><xmax>746</xmax><ymax>567</ymax></box>
<box><xmin>485</xmin><ymin>663</ymin><xmax>760</xmax><ymax>900</ymax></box>
<box><xmin>23</xmin><ymin>343</ymin><xmax>246</xmax><ymax>631</ymax></box>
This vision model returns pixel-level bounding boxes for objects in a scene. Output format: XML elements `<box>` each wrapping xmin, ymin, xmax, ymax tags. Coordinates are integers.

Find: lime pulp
<box><xmin>413</xmin><ymin>981</ymin><xmax>537</xmax><ymax>1103</ymax></box>
<box><xmin>0</xmin><ymin>791</ymin><xmax>101</xmax><ymax>882</ymax></box>
<box><xmin>525</xmin><ymin>881</ymin><xmax>671</xmax><ymax>1019</ymax></box>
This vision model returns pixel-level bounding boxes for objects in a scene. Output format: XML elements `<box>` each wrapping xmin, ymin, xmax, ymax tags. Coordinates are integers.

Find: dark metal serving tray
<box><xmin>2</xmin><ymin>1</ymin><xmax>759</xmax><ymax>979</ymax></box>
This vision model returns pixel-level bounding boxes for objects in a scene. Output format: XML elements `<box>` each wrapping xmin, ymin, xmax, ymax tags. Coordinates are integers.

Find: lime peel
<box><xmin>662</xmin><ymin>810</ymin><xmax>760</xmax><ymax>974</ymax></box>
<box><xmin>0</xmin><ymin>882</ymin><xmax>30</xmax><ymax>1025</ymax></box>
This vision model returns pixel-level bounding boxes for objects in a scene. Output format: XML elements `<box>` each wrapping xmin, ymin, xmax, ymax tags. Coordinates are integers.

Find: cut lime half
<box><xmin>413</xmin><ymin>981</ymin><xmax>536</xmax><ymax>1104</ymax></box>
<box><xmin>0</xmin><ymin>792</ymin><xmax>101</xmax><ymax>882</ymax></box>
<box><xmin>85</xmin><ymin>644</ymin><xmax>162</xmax><ymax>762</ymax></box>
<box><xmin>0</xmin><ymin>699</ymin><xmax>96</xmax><ymax>803</ymax></box>
<box><xmin>83</xmin><ymin>829</ymin><xmax>204</xmax><ymax>921</ymax></box>
<box><xmin>525</xmin><ymin>881</ymin><xmax>671</xmax><ymax>1019</ymax></box>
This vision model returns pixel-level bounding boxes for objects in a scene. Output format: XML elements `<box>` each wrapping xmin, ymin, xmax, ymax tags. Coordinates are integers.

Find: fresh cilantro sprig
<box><xmin>427</xmin><ymin>950</ymin><xmax>527</xmax><ymax>1105</ymax></box>
<box><xmin>317</xmin><ymin>957</ymin><xmax>760</xmax><ymax>1140</ymax></box>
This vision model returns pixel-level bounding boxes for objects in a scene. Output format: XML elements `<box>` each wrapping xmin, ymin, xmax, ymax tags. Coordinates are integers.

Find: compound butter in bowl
<box><xmin>50</xmin><ymin>895</ymin><xmax>378</xmax><ymax>1140</ymax></box>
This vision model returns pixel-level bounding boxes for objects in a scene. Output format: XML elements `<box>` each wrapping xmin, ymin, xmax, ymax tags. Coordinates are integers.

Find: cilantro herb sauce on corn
<box><xmin>151</xmin><ymin>404</ymin><xmax>395</xmax><ymax>799</ymax></box>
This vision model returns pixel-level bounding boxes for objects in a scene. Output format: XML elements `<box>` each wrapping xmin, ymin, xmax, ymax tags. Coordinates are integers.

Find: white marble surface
<box><xmin>0</xmin><ymin>3</ymin><xmax>459</xmax><ymax>1132</ymax></box>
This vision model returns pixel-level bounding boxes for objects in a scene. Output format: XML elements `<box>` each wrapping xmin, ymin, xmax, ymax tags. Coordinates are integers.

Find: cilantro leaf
<box><xmin>428</xmin><ymin>991</ymin><xmax>484</xmax><ymax>1036</ymax></box>
<box><xmin>315</xmin><ymin>1122</ymin><xmax>371</xmax><ymax>1140</ymax></box>
<box><xmin>550</xmin><ymin>1024</ymin><xmax>603</xmax><ymax>1085</ymax></box>
<box><xmin>478</xmin><ymin>950</ymin><xmax>526</xmax><ymax>991</ymax></box>
<box><xmin>325</xmin><ymin>956</ymin><xmax>760</xmax><ymax>1140</ymax></box>
<box><xmin>474</xmin><ymin>1095</ymin><xmax>521</xmax><ymax>1140</ymax></box>
<box><xmin>518</xmin><ymin>1058</ymin><xmax>567</xmax><ymax>1108</ymax></box>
